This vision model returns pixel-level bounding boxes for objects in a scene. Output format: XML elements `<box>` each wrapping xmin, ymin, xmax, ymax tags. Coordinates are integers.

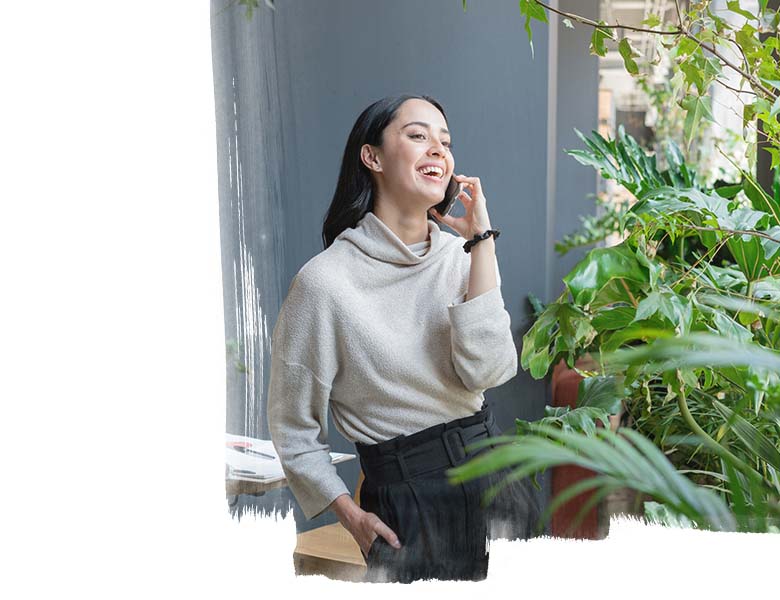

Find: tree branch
<box><xmin>683</xmin><ymin>31</ymin><xmax>778</xmax><ymax>100</ymax></box>
<box><xmin>532</xmin><ymin>0</ymin><xmax>777</xmax><ymax>100</ymax></box>
<box><xmin>532</xmin><ymin>0</ymin><xmax>682</xmax><ymax>36</ymax></box>
<box><xmin>715</xmin><ymin>78</ymin><xmax>756</xmax><ymax>96</ymax></box>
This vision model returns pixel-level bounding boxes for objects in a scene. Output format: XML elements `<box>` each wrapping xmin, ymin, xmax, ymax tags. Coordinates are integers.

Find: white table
<box><xmin>225</xmin><ymin>433</ymin><xmax>355</xmax><ymax>496</ymax></box>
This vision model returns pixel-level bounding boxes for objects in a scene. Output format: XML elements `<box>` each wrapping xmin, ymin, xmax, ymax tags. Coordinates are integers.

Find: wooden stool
<box><xmin>293</xmin><ymin>468</ymin><xmax>367</xmax><ymax>580</ymax></box>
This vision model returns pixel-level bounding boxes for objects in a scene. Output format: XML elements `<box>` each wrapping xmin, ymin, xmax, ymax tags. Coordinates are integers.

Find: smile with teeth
<box><xmin>417</xmin><ymin>165</ymin><xmax>444</xmax><ymax>181</ymax></box>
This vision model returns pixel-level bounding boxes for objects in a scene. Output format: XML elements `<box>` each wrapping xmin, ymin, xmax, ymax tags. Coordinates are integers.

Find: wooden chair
<box><xmin>292</xmin><ymin>468</ymin><xmax>367</xmax><ymax>581</ymax></box>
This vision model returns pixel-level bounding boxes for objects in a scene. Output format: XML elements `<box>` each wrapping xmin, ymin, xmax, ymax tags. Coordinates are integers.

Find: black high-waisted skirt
<box><xmin>354</xmin><ymin>401</ymin><xmax>543</xmax><ymax>583</ymax></box>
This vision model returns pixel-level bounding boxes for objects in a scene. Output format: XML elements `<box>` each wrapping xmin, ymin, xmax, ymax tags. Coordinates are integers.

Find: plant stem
<box><xmin>619</xmin><ymin>278</ymin><xmax>639</xmax><ymax>307</ymax></box>
<box><xmin>679</xmin><ymin>235</ymin><xmax>685</xmax><ymax>266</ymax></box>
<box><xmin>669</xmin><ymin>233</ymin><xmax>731</xmax><ymax>290</ymax></box>
<box><xmin>685</xmin><ymin>225</ymin><xmax>780</xmax><ymax>245</ymax></box>
<box><xmin>677</xmin><ymin>386</ymin><xmax>765</xmax><ymax>486</ymax></box>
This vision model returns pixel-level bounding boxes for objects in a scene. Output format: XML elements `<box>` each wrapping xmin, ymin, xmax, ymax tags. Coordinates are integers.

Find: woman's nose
<box><xmin>428</xmin><ymin>142</ymin><xmax>446</xmax><ymax>156</ymax></box>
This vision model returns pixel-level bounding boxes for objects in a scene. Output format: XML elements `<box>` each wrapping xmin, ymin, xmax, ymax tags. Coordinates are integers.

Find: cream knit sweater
<box><xmin>267</xmin><ymin>210</ymin><xmax>517</xmax><ymax>519</ymax></box>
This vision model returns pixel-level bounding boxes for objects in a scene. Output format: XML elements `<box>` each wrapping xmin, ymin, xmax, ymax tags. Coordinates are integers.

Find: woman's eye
<box><xmin>411</xmin><ymin>133</ymin><xmax>453</xmax><ymax>149</ymax></box>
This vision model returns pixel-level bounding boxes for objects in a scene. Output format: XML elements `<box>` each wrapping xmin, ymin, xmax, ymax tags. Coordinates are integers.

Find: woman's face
<box><xmin>365</xmin><ymin>98</ymin><xmax>454</xmax><ymax>209</ymax></box>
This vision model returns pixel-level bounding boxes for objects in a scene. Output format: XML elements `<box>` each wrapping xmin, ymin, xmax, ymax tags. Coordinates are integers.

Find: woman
<box><xmin>267</xmin><ymin>94</ymin><xmax>542</xmax><ymax>583</ymax></box>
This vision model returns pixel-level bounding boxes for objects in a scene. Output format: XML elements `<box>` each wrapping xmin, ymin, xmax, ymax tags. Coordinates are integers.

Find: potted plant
<box><xmin>450</xmin><ymin>125</ymin><xmax>780</xmax><ymax>535</ymax></box>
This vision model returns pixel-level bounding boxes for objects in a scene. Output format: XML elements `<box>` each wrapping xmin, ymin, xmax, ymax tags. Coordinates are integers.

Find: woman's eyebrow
<box><xmin>402</xmin><ymin>121</ymin><xmax>450</xmax><ymax>135</ymax></box>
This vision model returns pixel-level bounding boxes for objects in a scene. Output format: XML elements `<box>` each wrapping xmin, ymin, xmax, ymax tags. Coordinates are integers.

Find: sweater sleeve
<box><xmin>446</xmin><ymin>256</ymin><xmax>518</xmax><ymax>394</ymax></box>
<box><xmin>266</xmin><ymin>270</ymin><xmax>350</xmax><ymax>521</ymax></box>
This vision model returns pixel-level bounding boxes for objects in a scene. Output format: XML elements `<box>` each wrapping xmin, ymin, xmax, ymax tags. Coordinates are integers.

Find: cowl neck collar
<box><xmin>336</xmin><ymin>211</ymin><xmax>445</xmax><ymax>266</ymax></box>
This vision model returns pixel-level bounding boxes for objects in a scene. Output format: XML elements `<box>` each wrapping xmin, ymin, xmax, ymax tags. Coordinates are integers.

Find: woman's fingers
<box><xmin>454</xmin><ymin>174</ymin><xmax>484</xmax><ymax>200</ymax></box>
<box><xmin>376</xmin><ymin>521</ymin><xmax>402</xmax><ymax>548</ymax></box>
<box><xmin>359</xmin><ymin>514</ymin><xmax>401</xmax><ymax>556</ymax></box>
<box><xmin>429</xmin><ymin>207</ymin><xmax>454</xmax><ymax>227</ymax></box>
<box><xmin>458</xmin><ymin>187</ymin><xmax>474</xmax><ymax>206</ymax></box>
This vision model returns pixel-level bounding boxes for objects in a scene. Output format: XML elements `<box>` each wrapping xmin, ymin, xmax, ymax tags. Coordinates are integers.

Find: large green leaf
<box><xmin>629</xmin><ymin>186</ymin><xmax>779</xmax><ymax>278</ymax></box>
<box><xmin>591</xmin><ymin>305</ymin><xmax>636</xmax><ymax>330</ymax></box>
<box><xmin>680</xmin><ymin>94</ymin><xmax>715</xmax><ymax>149</ymax></box>
<box><xmin>632</xmin><ymin>289</ymin><xmax>694</xmax><ymax>335</ymax></box>
<box><xmin>635</xmin><ymin>186</ymin><xmax>730</xmax><ymax>219</ymax></box>
<box><xmin>599</xmin><ymin>323</ymin><xmax>672</xmax><ymax>354</ymax></box>
<box><xmin>724</xmin><ymin>219</ymin><xmax>780</xmax><ymax>281</ymax></box>
<box><xmin>696</xmin><ymin>291</ymin><xmax>780</xmax><ymax>321</ymax></box>
<box><xmin>696</xmin><ymin>264</ymin><xmax>748</xmax><ymax>292</ymax></box>
<box><xmin>562</xmin><ymin>243</ymin><xmax>650</xmax><ymax>307</ymax></box>
<box><xmin>578</xmin><ymin>374</ymin><xmax>626</xmax><ymax>414</ymax></box>
<box><xmin>566</xmin><ymin>127</ymin><xmax>689</xmax><ymax>198</ymax></box>
<box><xmin>708</xmin><ymin>310</ymin><xmax>754</xmax><ymax>344</ymax></box>
<box><xmin>520</xmin><ymin>301</ymin><xmax>597</xmax><ymax>378</ymax></box>
<box><xmin>604</xmin><ymin>332</ymin><xmax>780</xmax><ymax>373</ymax></box>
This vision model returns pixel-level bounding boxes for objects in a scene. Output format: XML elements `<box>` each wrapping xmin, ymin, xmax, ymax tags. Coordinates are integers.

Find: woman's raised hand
<box><xmin>428</xmin><ymin>174</ymin><xmax>493</xmax><ymax>239</ymax></box>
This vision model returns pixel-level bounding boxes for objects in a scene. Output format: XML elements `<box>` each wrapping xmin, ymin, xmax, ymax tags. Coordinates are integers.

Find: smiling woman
<box><xmin>322</xmin><ymin>97</ymin><xmax>459</xmax><ymax>248</ymax></box>
<box><xmin>266</xmin><ymin>94</ymin><xmax>543</xmax><ymax>583</ymax></box>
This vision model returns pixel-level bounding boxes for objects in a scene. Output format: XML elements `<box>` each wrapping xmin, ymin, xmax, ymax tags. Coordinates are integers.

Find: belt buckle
<box><xmin>442</xmin><ymin>426</ymin><xmax>466</xmax><ymax>466</ymax></box>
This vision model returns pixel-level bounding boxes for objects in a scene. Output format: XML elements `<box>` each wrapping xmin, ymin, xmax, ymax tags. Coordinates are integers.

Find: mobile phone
<box><xmin>433</xmin><ymin>176</ymin><xmax>462</xmax><ymax>217</ymax></box>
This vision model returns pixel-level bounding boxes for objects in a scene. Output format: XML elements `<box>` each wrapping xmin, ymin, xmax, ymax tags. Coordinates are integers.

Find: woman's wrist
<box><xmin>330</xmin><ymin>493</ymin><xmax>363</xmax><ymax>529</ymax></box>
<box><xmin>464</xmin><ymin>235</ymin><xmax>497</xmax><ymax>301</ymax></box>
<box><xmin>468</xmin><ymin>223</ymin><xmax>492</xmax><ymax>238</ymax></box>
<box><xmin>469</xmin><ymin>234</ymin><xmax>495</xmax><ymax>252</ymax></box>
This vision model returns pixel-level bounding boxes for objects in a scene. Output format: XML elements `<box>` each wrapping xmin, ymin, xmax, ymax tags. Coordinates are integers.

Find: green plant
<box><xmin>516</xmin><ymin>0</ymin><xmax>780</xmax><ymax>170</ymax></box>
<box><xmin>449</xmin><ymin>128</ymin><xmax>780</xmax><ymax>534</ymax></box>
<box><xmin>555</xmin><ymin>123</ymin><xmax>711</xmax><ymax>256</ymax></box>
<box><xmin>465</xmin><ymin>2</ymin><xmax>780</xmax><ymax>523</ymax></box>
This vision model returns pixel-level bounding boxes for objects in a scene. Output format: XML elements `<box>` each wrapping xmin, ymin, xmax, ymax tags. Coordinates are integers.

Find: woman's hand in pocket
<box><xmin>330</xmin><ymin>494</ymin><xmax>402</xmax><ymax>556</ymax></box>
<box><xmin>356</xmin><ymin>511</ymin><xmax>402</xmax><ymax>557</ymax></box>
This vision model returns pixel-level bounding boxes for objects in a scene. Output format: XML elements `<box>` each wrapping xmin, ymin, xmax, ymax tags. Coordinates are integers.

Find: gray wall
<box><xmin>212</xmin><ymin>0</ymin><xmax>598</xmax><ymax>533</ymax></box>
<box><xmin>551</xmin><ymin>0</ymin><xmax>601</xmax><ymax>295</ymax></box>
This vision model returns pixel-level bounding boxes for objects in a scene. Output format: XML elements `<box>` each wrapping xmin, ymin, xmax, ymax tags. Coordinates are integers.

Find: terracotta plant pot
<box><xmin>550</xmin><ymin>355</ymin><xmax>612</xmax><ymax>539</ymax></box>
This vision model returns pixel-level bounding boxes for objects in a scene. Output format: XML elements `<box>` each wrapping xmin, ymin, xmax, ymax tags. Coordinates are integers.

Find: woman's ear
<box><xmin>360</xmin><ymin>144</ymin><xmax>382</xmax><ymax>172</ymax></box>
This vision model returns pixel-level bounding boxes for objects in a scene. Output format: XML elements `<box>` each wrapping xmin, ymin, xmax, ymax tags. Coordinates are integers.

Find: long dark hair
<box><xmin>322</xmin><ymin>94</ymin><xmax>448</xmax><ymax>249</ymax></box>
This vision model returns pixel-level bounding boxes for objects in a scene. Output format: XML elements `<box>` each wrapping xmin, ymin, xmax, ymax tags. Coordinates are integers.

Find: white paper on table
<box><xmin>225</xmin><ymin>433</ymin><xmax>351</xmax><ymax>480</ymax></box>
